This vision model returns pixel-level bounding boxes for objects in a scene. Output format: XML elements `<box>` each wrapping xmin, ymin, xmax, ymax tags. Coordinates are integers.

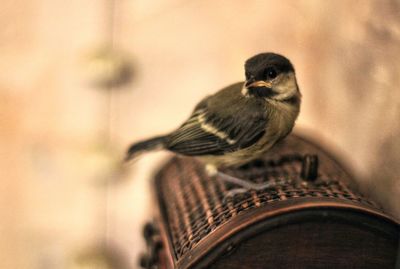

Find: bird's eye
<box><xmin>265</xmin><ymin>67</ymin><xmax>278</xmax><ymax>80</ymax></box>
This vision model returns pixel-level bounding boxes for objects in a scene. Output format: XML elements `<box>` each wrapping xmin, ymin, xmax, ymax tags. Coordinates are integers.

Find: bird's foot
<box><xmin>216</xmin><ymin>171</ymin><xmax>276</xmax><ymax>190</ymax></box>
<box><xmin>224</xmin><ymin>187</ymin><xmax>248</xmax><ymax>198</ymax></box>
<box><xmin>205</xmin><ymin>165</ymin><xmax>279</xmax><ymax>198</ymax></box>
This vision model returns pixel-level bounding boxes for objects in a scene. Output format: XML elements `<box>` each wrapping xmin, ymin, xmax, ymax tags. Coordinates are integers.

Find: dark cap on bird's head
<box><xmin>243</xmin><ymin>53</ymin><xmax>299</xmax><ymax>100</ymax></box>
<box><xmin>245</xmin><ymin>53</ymin><xmax>294</xmax><ymax>77</ymax></box>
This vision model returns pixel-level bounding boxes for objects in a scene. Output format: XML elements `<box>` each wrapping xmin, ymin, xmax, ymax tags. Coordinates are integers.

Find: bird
<box><xmin>125</xmin><ymin>52</ymin><xmax>301</xmax><ymax>193</ymax></box>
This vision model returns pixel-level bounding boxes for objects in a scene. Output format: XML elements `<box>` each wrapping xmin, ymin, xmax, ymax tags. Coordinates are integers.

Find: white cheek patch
<box><xmin>272</xmin><ymin>72</ymin><xmax>298</xmax><ymax>101</ymax></box>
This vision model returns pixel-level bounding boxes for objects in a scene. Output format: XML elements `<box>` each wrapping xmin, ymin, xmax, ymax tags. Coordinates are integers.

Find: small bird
<box><xmin>126</xmin><ymin>52</ymin><xmax>301</xmax><ymax>191</ymax></box>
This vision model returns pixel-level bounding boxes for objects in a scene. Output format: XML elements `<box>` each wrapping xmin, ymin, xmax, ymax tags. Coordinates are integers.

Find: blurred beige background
<box><xmin>1</xmin><ymin>0</ymin><xmax>399</xmax><ymax>268</ymax></box>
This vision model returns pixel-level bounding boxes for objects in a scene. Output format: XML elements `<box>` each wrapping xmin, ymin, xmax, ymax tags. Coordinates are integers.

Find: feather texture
<box><xmin>125</xmin><ymin>53</ymin><xmax>301</xmax><ymax>168</ymax></box>
<box><xmin>165</xmin><ymin>82</ymin><xmax>268</xmax><ymax>156</ymax></box>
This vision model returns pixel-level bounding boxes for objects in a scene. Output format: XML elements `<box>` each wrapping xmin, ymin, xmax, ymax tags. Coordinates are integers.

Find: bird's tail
<box><xmin>125</xmin><ymin>135</ymin><xmax>167</xmax><ymax>162</ymax></box>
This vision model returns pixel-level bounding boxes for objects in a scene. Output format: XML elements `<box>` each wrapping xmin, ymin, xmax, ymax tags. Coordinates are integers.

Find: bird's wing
<box><xmin>166</xmin><ymin>106</ymin><xmax>267</xmax><ymax>156</ymax></box>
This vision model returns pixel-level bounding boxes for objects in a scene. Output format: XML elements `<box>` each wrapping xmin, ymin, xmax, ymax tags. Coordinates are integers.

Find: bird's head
<box><xmin>242</xmin><ymin>53</ymin><xmax>300</xmax><ymax>101</ymax></box>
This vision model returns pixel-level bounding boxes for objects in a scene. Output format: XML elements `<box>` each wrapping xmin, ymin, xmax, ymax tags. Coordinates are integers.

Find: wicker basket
<box><xmin>139</xmin><ymin>134</ymin><xmax>400</xmax><ymax>269</ymax></box>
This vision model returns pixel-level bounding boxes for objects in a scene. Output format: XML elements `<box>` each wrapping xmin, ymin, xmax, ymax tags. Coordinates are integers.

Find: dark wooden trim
<box><xmin>174</xmin><ymin>197</ymin><xmax>399</xmax><ymax>269</ymax></box>
<box><xmin>153</xmin><ymin>176</ymin><xmax>176</xmax><ymax>269</ymax></box>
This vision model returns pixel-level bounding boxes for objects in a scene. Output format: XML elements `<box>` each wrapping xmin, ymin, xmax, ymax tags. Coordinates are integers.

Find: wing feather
<box><xmin>165</xmin><ymin>84</ymin><xmax>268</xmax><ymax>156</ymax></box>
<box><xmin>166</xmin><ymin>108</ymin><xmax>267</xmax><ymax>156</ymax></box>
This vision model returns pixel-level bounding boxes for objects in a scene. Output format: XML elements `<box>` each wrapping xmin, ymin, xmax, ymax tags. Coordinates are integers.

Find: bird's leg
<box><xmin>205</xmin><ymin>164</ymin><xmax>278</xmax><ymax>197</ymax></box>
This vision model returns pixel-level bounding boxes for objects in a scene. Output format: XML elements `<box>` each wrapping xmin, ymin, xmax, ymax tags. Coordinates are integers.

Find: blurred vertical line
<box><xmin>103</xmin><ymin>0</ymin><xmax>117</xmax><ymax>250</ymax></box>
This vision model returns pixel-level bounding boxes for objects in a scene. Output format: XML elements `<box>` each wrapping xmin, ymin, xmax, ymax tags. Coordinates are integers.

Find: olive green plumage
<box><xmin>126</xmin><ymin>53</ymin><xmax>301</xmax><ymax>170</ymax></box>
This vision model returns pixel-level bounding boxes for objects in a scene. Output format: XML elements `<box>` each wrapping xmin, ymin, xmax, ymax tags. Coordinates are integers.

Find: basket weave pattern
<box><xmin>154</xmin><ymin>135</ymin><xmax>379</xmax><ymax>260</ymax></box>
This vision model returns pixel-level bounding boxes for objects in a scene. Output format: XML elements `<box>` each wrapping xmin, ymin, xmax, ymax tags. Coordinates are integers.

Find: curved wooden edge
<box><xmin>174</xmin><ymin>197</ymin><xmax>400</xmax><ymax>269</ymax></box>
<box><xmin>153</xmin><ymin>176</ymin><xmax>176</xmax><ymax>269</ymax></box>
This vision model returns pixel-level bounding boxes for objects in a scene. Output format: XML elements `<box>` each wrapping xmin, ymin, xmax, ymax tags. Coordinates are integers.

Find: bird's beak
<box><xmin>245</xmin><ymin>80</ymin><xmax>272</xmax><ymax>88</ymax></box>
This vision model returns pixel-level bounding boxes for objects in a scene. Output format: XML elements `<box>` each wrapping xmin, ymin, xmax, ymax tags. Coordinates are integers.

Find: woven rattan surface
<box><xmin>153</xmin><ymin>134</ymin><xmax>384</xmax><ymax>264</ymax></box>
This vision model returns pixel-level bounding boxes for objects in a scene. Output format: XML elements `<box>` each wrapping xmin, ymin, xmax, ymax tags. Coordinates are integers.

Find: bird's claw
<box><xmin>216</xmin><ymin>171</ymin><xmax>278</xmax><ymax>198</ymax></box>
